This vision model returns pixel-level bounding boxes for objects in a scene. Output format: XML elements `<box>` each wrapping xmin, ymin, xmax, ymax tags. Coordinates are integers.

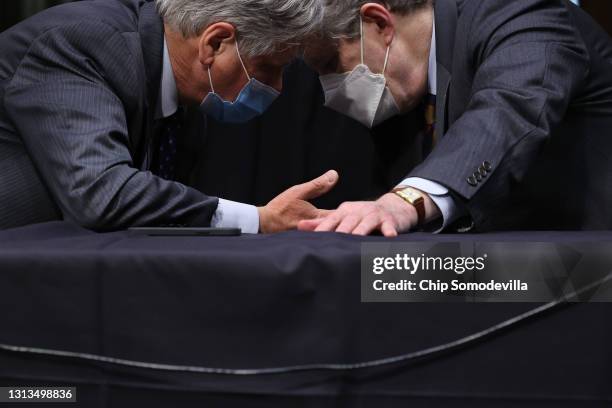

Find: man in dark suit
<box><xmin>0</xmin><ymin>0</ymin><xmax>338</xmax><ymax>232</ymax></box>
<box><xmin>301</xmin><ymin>0</ymin><xmax>612</xmax><ymax>235</ymax></box>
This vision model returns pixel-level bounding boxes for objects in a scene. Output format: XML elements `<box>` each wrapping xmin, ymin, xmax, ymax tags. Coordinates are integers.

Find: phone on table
<box><xmin>128</xmin><ymin>227</ymin><xmax>242</xmax><ymax>237</ymax></box>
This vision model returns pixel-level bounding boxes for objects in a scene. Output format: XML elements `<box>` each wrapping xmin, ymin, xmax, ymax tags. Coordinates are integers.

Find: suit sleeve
<box><xmin>408</xmin><ymin>0</ymin><xmax>589</xmax><ymax>229</ymax></box>
<box><xmin>4</xmin><ymin>24</ymin><xmax>219</xmax><ymax>231</ymax></box>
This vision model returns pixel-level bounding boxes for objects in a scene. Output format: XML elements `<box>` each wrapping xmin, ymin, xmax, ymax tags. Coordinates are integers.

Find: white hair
<box><xmin>155</xmin><ymin>0</ymin><xmax>325</xmax><ymax>57</ymax></box>
<box><xmin>322</xmin><ymin>0</ymin><xmax>433</xmax><ymax>39</ymax></box>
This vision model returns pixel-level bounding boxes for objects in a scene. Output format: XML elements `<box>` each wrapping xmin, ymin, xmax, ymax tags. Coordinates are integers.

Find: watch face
<box><xmin>402</xmin><ymin>188</ymin><xmax>423</xmax><ymax>204</ymax></box>
<box><xmin>397</xmin><ymin>189</ymin><xmax>423</xmax><ymax>205</ymax></box>
<box><xmin>405</xmin><ymin>191</ymin><xmax>419</xmax><ymax>200</ymax></box>
<box><xmin>395</xmin><ymin>188</ymin><xmax>425</xmax><ymax>224</ymax></box>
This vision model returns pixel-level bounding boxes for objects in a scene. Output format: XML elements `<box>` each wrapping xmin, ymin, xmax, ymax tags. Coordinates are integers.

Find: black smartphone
<box><xmin>128</xmin><ymin>227</ymin><xmax>242</xmax><ymax>237</ymax></box>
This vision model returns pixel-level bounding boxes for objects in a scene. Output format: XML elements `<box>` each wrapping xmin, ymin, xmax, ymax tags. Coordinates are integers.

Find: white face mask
<box><xmin>319</xmin><ymin>17</ymin><xmax>400</xmax><ymax>129</ymax></box>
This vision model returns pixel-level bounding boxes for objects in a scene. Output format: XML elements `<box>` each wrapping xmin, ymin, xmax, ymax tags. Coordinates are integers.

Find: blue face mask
<box><xmin>200</xmin><ymin>42</ymin><xmax>280</xmax><ymax>124</ymax></box>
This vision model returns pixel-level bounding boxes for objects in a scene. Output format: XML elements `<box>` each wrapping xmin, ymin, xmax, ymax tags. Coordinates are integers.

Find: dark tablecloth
<box><xmin>0</xmin><ymin>222</ymin><xmax>611</xmax><ymax>407</ymax></box>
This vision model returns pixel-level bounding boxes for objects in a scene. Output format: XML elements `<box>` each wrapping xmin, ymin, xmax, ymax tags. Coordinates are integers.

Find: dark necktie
<box><xmin>157</xmin><ymin>109</ymin><xmax>183</xmax><ymax>181</ymax></box>
<box><xmin>422</xmin><ymin>93</ymin><xmax>437</xmax><ymax>158</ymax></box>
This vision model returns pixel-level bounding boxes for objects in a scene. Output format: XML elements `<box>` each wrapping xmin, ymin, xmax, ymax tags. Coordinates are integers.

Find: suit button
<box><xmin>483</xmin><ymin>161</ymin><xmax>493</xmax><ymax>172</ymax></box>
<box><xmin>475</xmin><ymin>172</ymin><xmax>483</xmax><ymax>182</ymax></box>
<box><xmin>467</xmin><ymin>176</ymin><xmax>478</xmax><ymax>186</ymax></box>
<box><xmin>479</xmin><ymin>166</ymin><xmax>488</xmax><ymax>176</ymax></box>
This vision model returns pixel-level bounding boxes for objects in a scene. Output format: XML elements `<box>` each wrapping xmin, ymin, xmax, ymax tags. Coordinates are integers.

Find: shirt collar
<box><xmin>156</xmin><ymin>36</ymin><xmax>179</xmax><ymax>120</ymax></box>
<box><xmin>427</xmin><ymin>17</ymin><xmax>437</xmax><ymax>96</ymax></box>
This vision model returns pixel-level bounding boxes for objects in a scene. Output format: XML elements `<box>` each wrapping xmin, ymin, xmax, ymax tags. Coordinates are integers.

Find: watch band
<box><xmin>392</xmin><ymin>186</ymin><xmax>426</xmax><ymax>225</ymax></box>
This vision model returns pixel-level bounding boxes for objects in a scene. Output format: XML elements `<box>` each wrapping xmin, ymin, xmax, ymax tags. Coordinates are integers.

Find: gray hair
<box><xmin>155</xmin><ymin>0</ymin><xmax>325</xmax><ymax>57</ymax></box>
<box><xmin>322</xmin><ymin>0</ymin><xmax>432</xmax><ymax>39</ymax></box>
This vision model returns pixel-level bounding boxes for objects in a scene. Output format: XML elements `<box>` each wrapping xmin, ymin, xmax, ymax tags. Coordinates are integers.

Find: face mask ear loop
<box><xmin>382</xmin><ymin>44</ymin><xmax>391</xmax><ymax>76</ymax></box>
<box><xmin>207</xmin><ymin>67</ymin><xmax>216</xmax><ymax>94</ymax></box>
<box><xmin>360</xmin><ymin>16</ymin><xmax>365</xmax><ymax>66</ymax></box>
<box><xmin>235</xmin><ymin>40</ymin><xmax>252</xmax><ymax>81</ymax></box>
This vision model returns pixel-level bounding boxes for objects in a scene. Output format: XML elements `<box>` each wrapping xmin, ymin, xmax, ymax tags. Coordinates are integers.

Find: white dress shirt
<box><xmin>156</xmin><ymin>38</ymin><xmax>260</xmax><ymax>234</ymax></box>
<box><xmin>397</xmin><ymin>19</ymin><xmax>463</xmax><ymax>233</ymax></box>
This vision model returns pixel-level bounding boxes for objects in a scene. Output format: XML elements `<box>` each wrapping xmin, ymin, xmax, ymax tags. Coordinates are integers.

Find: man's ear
<box><xmin>360</xmin><ymin>3</ymin><xmax>395</xmax><ymax>45</ymax></box>
<box><xmin>198</xmin><ymin>22</ymin><xmax>236</xmax><ymax>66</ymax></box>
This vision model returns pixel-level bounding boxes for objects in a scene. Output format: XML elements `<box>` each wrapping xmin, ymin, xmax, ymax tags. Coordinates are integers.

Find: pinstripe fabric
<box><xmin>408</xmin><ymin>0</ymin><xmax>612</xmax><ymax>231</ymax></box>
<box><xmin>0</xmin><ymin>0</ymin><xmax>219</xmax><ymax>231</ymax></box>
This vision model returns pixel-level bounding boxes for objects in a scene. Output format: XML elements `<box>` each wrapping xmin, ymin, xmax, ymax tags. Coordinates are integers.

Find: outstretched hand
<box><xmin>298</xmin><ymin>193</ymin><xmax>421</xmax><ymax>237</ymax></box>
<box><xmin>258</xmin><ymin>170</ymin><xmax>339</xmax><ymax>233</ymax></box>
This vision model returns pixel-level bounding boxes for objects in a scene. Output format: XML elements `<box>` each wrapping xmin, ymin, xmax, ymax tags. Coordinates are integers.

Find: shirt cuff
<box><xmin>399</xmin><ymin>178</ymin><xmax>464</xmax><ymax>233</ymax></box>
<box><xmin>211</xmin><ymin>199</ymin><xmax>260</xmax><ymax>234</ymax></box>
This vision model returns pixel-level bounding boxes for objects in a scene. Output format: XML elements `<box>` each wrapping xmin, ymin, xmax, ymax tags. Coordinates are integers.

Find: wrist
<box><xmin>378</xmin><ymin>193</ymin><xmax>419</xmax><ymax>231</ymax></box>
<box><xmin>257</xmin><ymin>207</ymin><xmax>269</xmax><ymax>234</ymax></box>
<box><xmin>392</xmin><ymin>187</ymin><xmax>426</xmax><ymax>225</ymax></box>
<box><xmin>392</xmin><ymin>186</ymin><xmax>443</xmax><ymax>226</ymax></box>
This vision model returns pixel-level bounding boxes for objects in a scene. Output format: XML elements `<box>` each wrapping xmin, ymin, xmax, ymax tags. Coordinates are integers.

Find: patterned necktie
<box><xmin>157</xmin><ymin>109</ymin><xmax>183</xmax><ymax>181</ymax></box>
<box><xmin>422</xmin><ymin>93</ymin><xmax>437</xmax><ymax>158</ymax></box>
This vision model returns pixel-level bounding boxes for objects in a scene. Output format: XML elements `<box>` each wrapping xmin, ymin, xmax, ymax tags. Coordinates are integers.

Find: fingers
<box><xmin>381</xmin><ymin>219</ymin><xmax>399</xmax><ymax>238</ymax></box>
<box><xmin>298</xmin><ymin>201</ymin><xmax>403</xmax><ymax>237</ymax></box>
<box><xmin>336</xmin><ymin>215</ymin><xmax>361</xmax><ymax>234</ymax></box>
<box><xmin>298</xmin><ymin>218</ymin><xmax>324</xmax><ymax>231</ymax></box>
<box><xmin>315</xmin><ymin>213</ymin><xmax>342</xmax><ymax>232</ymax></box>
<box><xmin>298</xmin><ymin>211</ymin><xmax>338</xmax><ymax>232</ymax></box>
<box><xmin>316</xmin><ymin>209</ymin><xmax>333</xmax><ymax>218</ymax></box>
<box><xmin>297</xmin><ymin>210</ymin><xmax>332</xmax><ymax>231</ymax></box>
<box><xmin>286</xmin><ymin>170</ymin><xmax>339</xmax><ymax>201</ymax></box>
<box><xmin>311</xmin><ymin>211</ymin><xmax>399</xmax><ymax>237</ymax></box>
<box><xmin>352</xmin><ymin>213</ymin><xmax>383</xmax><ymax>236</ymax></box>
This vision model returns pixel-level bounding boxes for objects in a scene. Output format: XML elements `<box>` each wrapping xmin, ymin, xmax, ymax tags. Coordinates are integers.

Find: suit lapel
<box><xmin>138</xmin><ymin>0</ymin><xmax>164</xmax><ymax>112</ymax></box>
<box><xmin>434</xmin><ymin>0</ymin><xmax>458</xmax><ymax>137</ymax></box>
<box><xmin>137</xmin><ymin>0</ymin><xmax>164</xmax><ymax>170</ymax></box>
<box><xmin>435</xmin><ymin>66</ymin><xmax>451</xmax><ymax>139</ymax></box>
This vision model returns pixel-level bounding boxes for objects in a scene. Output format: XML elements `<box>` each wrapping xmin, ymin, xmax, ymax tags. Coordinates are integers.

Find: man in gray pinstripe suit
<box><xmin>301</xmin><ymin>0</ymin><xmax>612</xmax><ymax>235</ymax></box>
<box><xmin>0</xmin><ymin>0</ymin><xmax>338</xmax><ymax>232</ymax></box>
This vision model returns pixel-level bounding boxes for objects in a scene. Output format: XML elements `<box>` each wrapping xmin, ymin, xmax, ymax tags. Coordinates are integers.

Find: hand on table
<box><xmin>298</xmin><ymin>192</ymin><xmax>441</xmax><ymax>237</ymax></box>
<box><xmin>258</xmin><ymin>170</ymin><xmax>339</xmax><ymax>234</ymax></box>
